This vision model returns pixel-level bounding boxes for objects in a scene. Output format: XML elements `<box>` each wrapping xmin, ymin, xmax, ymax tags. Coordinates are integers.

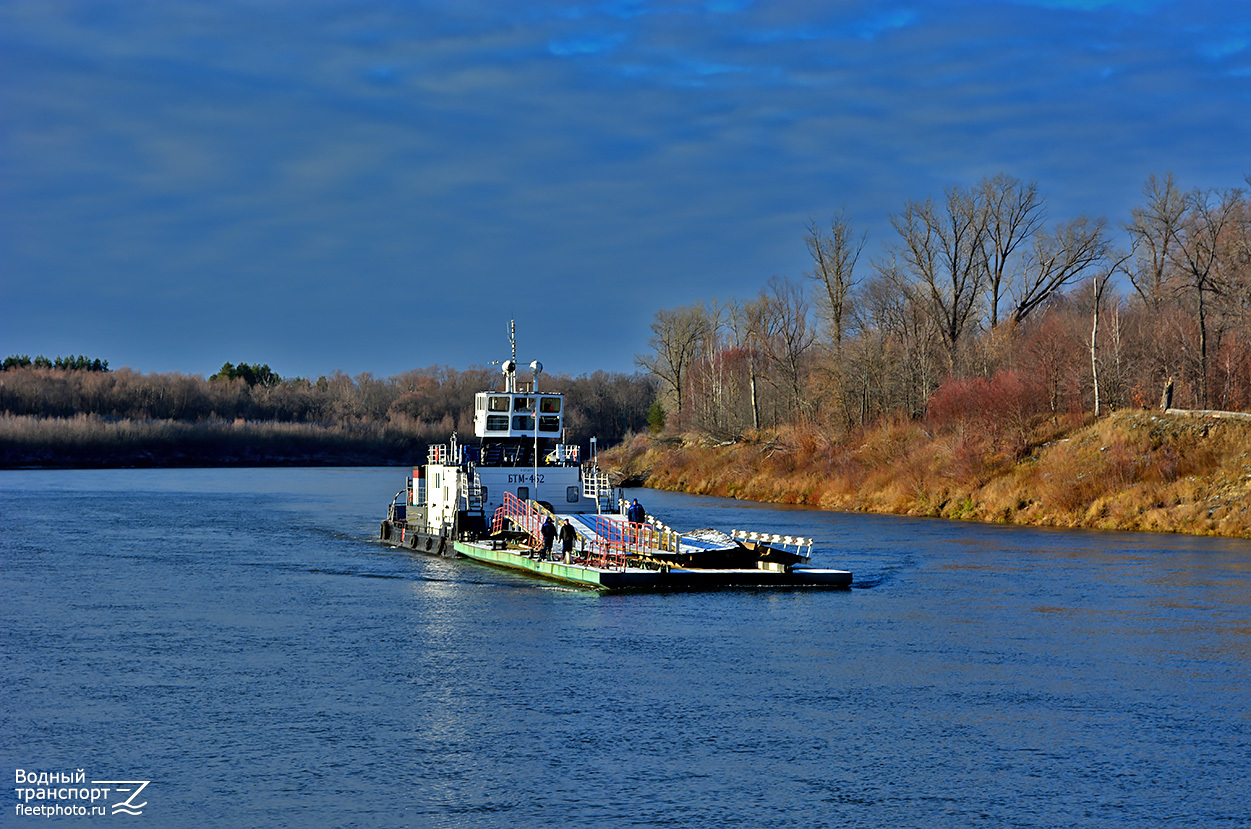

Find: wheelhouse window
<box><xmin>540</xmin><ymin>397</ymin><xmax>561</xmax><ymax>413</ymax></box>
<box><xmin>514</xmin><ymin>396</ymin><xmax>535</xmax><ymax>413</ymax></box>
<box><xmin>485</xmin><ymin>415</ymin><xmax>508</xmax><ymax>431</ymax></box>
<box><xmin>513</xmin><ymin>415</ymin><xmax>535</xmax><ymax>431</ymax></box>
<box><xmin>539</xmin><ymin>415</ymin><xmax>560</xmax><ymax>432</ymax></box>
<box><xmin>488</xmin><ymin>396</ymin><xmax>510</xmax><ymax>412</ymax></box>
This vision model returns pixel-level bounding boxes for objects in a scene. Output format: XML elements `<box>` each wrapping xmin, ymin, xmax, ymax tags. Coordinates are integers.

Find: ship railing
<box><xmin>644</xmin><ymin>517</ymin><xmax>685</xmax><ymax>553</ymax></box>
<box><xmin>582</xmin><ymin>466</ymin><xmax>614</xmax><ymax>507</ymax></box>
<box><xmin>588</xmin><ymin>515</ymin><xmax>661</xmax><ymax>570</ymax></box>
<box><xmin>430</xmin><ymin>442</ymin><xmax>479</xmax><ymax>467</ymax></box>
<box><xmin>610</xmin><ymin>500</ymin><xmax>682</xmax><ymax>553</ymax></box>
<box><xmin>544</xmin><ymin>444</ymin><xmax>582</xmax><ymax>466</ymax></box>
<box><xmin>490</xmin><ymin>491</ymin><xmax>542</xmax><ymax>550</ymax></box>
<box><xmin>730</xmin><ymin>530</ymin><xmax>813</xmax><ymax>559</ymax></box>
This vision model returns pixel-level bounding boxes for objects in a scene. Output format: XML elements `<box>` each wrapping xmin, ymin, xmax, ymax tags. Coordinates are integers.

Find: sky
<box><xmin>2</xmin><ymin>0</ymin><xmax>1249</xmax><ymax>381</ymax></box>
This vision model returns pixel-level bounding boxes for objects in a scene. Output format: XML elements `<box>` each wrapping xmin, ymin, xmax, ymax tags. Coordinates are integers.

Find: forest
<box><xmin>0</xmin><ymin>361</ymin><xmax>656</xmax><ymax>467</ymax></box>
<box><xmin>638</xmin><ymin>172</ymin><xmax>1251</xmax><ymax>435</ymax></box>
<box><xmin>618</xmin><ymin>172</ymin><xmax>1251</xmax><ymax>537</ymax></box>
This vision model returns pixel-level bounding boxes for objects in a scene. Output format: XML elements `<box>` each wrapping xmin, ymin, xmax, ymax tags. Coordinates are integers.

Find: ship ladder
<box><xmin>490</xmin><ymin>491</ymin><xmax>543</xmax><ymax>550</ymax></box>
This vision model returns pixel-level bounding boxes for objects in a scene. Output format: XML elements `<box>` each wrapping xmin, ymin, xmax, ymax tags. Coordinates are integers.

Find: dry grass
<box><xmin>603</xmin><ymin>410</ymin><xmax>1251</xmax><ymax>539</ymax></box>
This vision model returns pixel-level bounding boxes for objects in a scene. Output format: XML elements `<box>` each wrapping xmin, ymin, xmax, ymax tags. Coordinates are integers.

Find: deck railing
<box><xmin>587</xmin><ymin>515</ymin><xmax>657</xmax><ymax>569</ymax></box>
<box><xmin>729</xmin><ymin>530</ymin><xmax>813</xmax><ymax>558</ymax></box>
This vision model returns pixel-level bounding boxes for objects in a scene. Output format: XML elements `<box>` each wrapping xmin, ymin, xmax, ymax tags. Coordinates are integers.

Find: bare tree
<box><xmin>635</xmin><ymin>303</ymin><xmax>712</xmax><ymax>427</ymax></box>
<box><xmin>857</xmin><ymin>262</ymin><xmax>942</xmax><ymax>419</ymax></box>
<box><xmin>1089</xmin><ymin>250</ymin><xmax>1133</xmax><ymax>417</ymax></box>
<box><xmin>979</xmin><ymin>173</ymin><xmax>1046</xmax><ymax>328</ymax></box>
<box><xmin>1169</xmin><ymin>186</ymin><xmax>1244</xmax><ymax>408</ymax></box>
<box><xmin>805</xmin><ymin>210</ymin><xmax>865</xmax><ymax>359</ymax></box>
<box><xmin>1126</xmin><ymin>172</ymin><xmax>1186</xmax><ymax>311</ymax></box>
<box><xmin>689</xmin><ymin>300</ymin><xmax>731</xmax><ymax>435</ymax></box>
<box><xmin>757</xmin><ymin>276</ymin><xmax>816</xmax><ymax>421</ymax></box>
<box><xmin>728</xmin><ymin>297</ymin><xmax>768</xmax><ymax>430</ymax></box>
<box><xmin>886</xmin><ymin>185</ymin><xmax>988</xmax><ymax>375</ymax></box>
<box><xmin>1010</xmin><ymin>214</ymin><xmax>1109</xmax><ymax>324</ymax></box>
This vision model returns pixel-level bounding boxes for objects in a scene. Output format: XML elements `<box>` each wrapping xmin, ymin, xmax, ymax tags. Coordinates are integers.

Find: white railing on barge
<box><xmin>730</xmin><ymin>530</ymin><xmax>813</xmax><ymax>558</ymax></box>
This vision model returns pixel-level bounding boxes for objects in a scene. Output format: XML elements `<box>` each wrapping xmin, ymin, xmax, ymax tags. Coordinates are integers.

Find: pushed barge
<box><xmin>378</xmin><ymin>331</ymin><xmax>851</xmax><ymax>590</ymax></box>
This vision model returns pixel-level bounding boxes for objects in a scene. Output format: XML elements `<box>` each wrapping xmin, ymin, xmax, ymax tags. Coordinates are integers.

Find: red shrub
<box><xmin>925</xmin><ymin>370</ymin><xmax>1047</xmax><ymax>438</ymax></box>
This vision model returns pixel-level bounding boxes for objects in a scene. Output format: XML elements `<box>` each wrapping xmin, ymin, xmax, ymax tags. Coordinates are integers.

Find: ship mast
<box><xmin>506</xmin><ymin>320</ymin><xmax>517</xmax><ymax>393</ymax></box>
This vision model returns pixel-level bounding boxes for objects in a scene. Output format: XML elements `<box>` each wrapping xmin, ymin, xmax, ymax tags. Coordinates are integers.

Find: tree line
<box><xmin>3</xmin><ymin>354</ymin><xmax>109</xmax><ymax>372</ymax></box>
<box><xmin>0</xmin><ymin>361</ymin><xmax>657</xmax><ymax>465</ymax></box>
<box><xmin>639</xmin><ymin>172</ymin><xmax>1251</xmax><ymax>440</ymax></box>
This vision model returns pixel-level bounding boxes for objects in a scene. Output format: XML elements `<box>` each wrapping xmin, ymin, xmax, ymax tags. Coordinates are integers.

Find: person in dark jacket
<box><xmin>539</xmin><ymin>516</ymin><xmax>556</xmax><ymax>558</ymax></box>
<box><xmin>627</xmin><ymin>499</ymin><xmax>645</xmax><ymax>524</ymax></box>
<box><xmin>560</xmin><ymin>519</ymin><xmax>577</xmax><ymax>561</ymax></box>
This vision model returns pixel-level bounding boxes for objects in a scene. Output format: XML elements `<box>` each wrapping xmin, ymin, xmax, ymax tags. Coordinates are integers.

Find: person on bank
<box><xmin>540</xmin><ymin>516</ymin><xmax>556</xmax><ymax>558</ymax></box>
<box><xmin>560</xmin><ymin>519</ymin><xmax>577</xmax><ymax>561</ymax></box>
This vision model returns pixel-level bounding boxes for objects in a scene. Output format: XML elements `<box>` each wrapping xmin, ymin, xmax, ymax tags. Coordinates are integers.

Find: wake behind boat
<box><xmin>377</xmin><ymin>325</ymin><xmax>851</xmax><ymax>590</ymax></box>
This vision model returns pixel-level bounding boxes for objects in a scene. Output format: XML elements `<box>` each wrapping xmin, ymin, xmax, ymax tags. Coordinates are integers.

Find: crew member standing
<box><xmin>560</xmin><ymin>519</ymin><xmax>577</xmax><ymax>562</ymax></box>
<box><xmin>540</xmin><ymin>516</ymin><xmax>556</xmax><ymax>559</ymax></box>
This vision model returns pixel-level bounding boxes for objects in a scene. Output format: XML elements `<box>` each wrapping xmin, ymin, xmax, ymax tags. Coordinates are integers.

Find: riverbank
<box><xmin>603</xmin><ymin>410</ymin><xmax>1251</xmax><ymax>539</ymax></box>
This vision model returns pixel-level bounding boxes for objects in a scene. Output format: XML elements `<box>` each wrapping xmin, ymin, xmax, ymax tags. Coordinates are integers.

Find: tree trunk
<box><xmin>1091</xmin><ymin>289</ymin><xmax>1101</xmax><ymax>417</ymax></box>
<box><xmin>749</xmin><ymin>355</ymin><xmax>759</xmax><ymax>431</ymax></box>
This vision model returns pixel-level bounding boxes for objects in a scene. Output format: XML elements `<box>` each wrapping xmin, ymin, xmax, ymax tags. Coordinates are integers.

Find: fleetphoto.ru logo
<box><xmin>13</xmin><ymin>769</ymin><xmax>151</xmax><ymax>818</ymax></box>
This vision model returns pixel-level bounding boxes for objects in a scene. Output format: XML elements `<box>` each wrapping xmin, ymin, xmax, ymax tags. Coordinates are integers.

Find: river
<box><xmin>2</xmin><ymin>467</ymin><xmax>1248</xmax><ymax>827</ymax></box>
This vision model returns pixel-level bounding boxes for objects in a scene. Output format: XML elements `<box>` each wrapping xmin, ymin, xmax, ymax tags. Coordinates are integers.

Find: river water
<box><xmin>2</xmin><ymin>467</ymin><xmax>1249</xmax><ymax>828</ymax></box>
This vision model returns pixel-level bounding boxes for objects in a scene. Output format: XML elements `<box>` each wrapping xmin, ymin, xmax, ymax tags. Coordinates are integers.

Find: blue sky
<box><xmin>2</xmin><ymin>0</ymin><xmax>1248</xmax><ymax>380</ymax></box>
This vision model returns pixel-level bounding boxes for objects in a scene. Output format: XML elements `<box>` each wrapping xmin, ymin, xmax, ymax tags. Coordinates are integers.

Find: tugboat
<box><xmin>378</xmin><ymin>325</ymin><xmax>851</xmax><ymax>590</ymax></box>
